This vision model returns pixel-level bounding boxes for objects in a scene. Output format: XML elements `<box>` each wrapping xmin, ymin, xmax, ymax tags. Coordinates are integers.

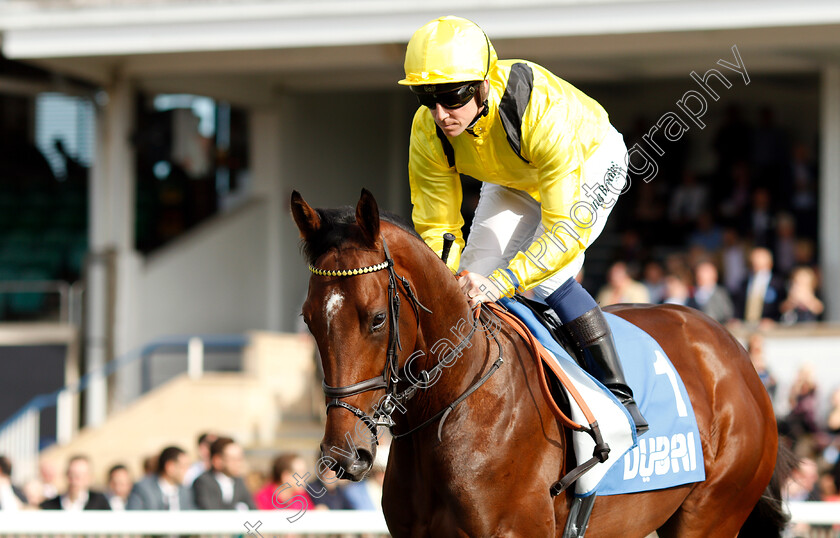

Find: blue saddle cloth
<box><xmin>499</xmin><ymin>298</ymin><xmax>706</xmax><ymax>496</ymax></box>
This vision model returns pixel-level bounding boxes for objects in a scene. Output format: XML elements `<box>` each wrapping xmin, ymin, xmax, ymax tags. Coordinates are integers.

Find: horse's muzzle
<box><xmin>320</xmin><ymin>443</ymin><xmax>375</xmax><ymax>482</ymax></box>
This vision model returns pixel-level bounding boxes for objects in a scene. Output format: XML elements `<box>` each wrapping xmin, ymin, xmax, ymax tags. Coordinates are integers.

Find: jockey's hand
<box><xmin>457</xmin><ymin>271</ymin><xmax>499</xmax><ymax>309</ymax></box>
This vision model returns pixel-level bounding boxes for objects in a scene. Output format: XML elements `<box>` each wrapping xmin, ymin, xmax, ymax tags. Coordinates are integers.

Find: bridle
<box><xmin>309</xmin><ymin>238</ymin><xmax>503</xmax><ymax>443</ymax></box>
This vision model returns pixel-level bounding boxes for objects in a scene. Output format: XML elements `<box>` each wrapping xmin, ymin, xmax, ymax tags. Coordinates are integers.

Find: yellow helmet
<box><xmin>398</xmin><ymin>16</ymin><xmax>497</xmax><ymax>86</ymax></box>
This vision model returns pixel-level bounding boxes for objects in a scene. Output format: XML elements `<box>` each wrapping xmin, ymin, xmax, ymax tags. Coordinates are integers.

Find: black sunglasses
<box><xmin>411</xmin><ymin>82</ymin><xmax>480</xmax><ymax>110</ymax></box>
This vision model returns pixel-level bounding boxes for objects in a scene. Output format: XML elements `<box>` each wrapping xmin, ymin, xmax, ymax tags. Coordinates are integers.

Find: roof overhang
<box><xmin>2</xmin><ymin>1</ymin><xmax>840</xmax><ymax>104</ymax></box>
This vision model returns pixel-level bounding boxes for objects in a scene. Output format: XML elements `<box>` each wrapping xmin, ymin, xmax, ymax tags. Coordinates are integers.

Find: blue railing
<box><xmin>0</xmin><ymin>334</ymin><xmax>249</xmax><ymax>481</ymax></box>
<box><xmin>0</xmin><ymin>333</ymin><xmax>249</xmax><ymax>433</ymax></box>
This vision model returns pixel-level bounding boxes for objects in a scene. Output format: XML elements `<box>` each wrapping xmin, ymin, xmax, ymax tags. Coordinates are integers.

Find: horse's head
<box><xmin>291</xmin><ymin>188</ymin><xmax>427</xmax><ymax>481</ymax></box>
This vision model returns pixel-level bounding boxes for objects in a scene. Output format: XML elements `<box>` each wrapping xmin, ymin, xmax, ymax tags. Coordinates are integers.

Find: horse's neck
<box><xmin>395</xmin><ymin>246</ymin><xmax>496</xmax><ymax>413</ymax></box>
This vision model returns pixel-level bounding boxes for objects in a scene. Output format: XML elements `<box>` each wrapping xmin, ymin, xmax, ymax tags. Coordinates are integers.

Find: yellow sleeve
<box><xmin>488</xmin><ymin>100</ymin><xmax>593</xmax><ymax>296</ymax></box>
<box><xmin>408</xmin><ymin>108</ymin><xmax>465</xmax><ymax>273</ymax></box>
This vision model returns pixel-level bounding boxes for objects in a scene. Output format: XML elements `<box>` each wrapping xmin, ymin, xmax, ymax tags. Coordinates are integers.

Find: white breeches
<box><xmin>459</xmin><ymin>125</ymin><xmax>629</xmax><ymax>300</ymax></box>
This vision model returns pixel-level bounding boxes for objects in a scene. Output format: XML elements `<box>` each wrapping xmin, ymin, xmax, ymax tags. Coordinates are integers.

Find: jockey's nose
<box><xmin>434</xmin><ymin>103</ymin><xmax>450</xmax><ymax>120</ymax></box>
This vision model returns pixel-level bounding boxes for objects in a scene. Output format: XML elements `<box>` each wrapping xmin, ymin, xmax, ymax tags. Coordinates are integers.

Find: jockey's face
<box><xmin>430</xmin><ymin>81</ymin><xmax>487</xmax><ymax>137</ymax></box>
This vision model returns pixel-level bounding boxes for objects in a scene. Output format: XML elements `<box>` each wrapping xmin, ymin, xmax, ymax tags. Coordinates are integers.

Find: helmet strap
<box><xmin>466</xmin><ymin>97</ymin><xmax>489</xmax><ymax>134</ymax></box>
<box><xmin>466</xmin><ymin>80</ymin><xmax>490</xmax><ymax>134</ymax></box>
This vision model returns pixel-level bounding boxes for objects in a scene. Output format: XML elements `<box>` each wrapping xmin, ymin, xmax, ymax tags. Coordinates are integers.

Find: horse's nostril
<box><xmin>343</xmin><ymin>448</ymin><xmax>375</xmax><ymax>481</ymax></box>
<box><xmin>357</xmin><ymin>448</ymin><xmax>374</xmax><ymax>469</ymax></box>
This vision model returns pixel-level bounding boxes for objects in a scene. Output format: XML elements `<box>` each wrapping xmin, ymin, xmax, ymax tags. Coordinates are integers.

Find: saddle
<box><xmin>484</xmin><ymin>301</ymin><xmax>612</xmax><ymax>494</ymax></box>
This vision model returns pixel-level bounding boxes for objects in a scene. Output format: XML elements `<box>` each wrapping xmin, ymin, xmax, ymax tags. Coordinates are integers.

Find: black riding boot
<box><xmin>563</xmin><ymin>307</ymin><xmax>649</xmax><ymax>436</ymax></box>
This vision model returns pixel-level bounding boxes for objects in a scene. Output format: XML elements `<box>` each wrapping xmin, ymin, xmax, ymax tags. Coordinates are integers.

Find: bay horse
<box><xmin>292</xmin><ymin>189</ymin><xmax>789</xmax><ymax>538</ymax></box>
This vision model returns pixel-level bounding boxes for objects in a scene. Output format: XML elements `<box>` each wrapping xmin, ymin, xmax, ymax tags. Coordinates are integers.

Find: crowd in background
<box><xmin>594</xmin><ymin>104</ymin><xmax>840</xmax><ymax>530</ymax></box>
<box><xmin>0</xmin><ymin>431</ymin><xmax>387</xmax><ymax>516</ymax></box>
<box><xmin>592</xmin><ymin>104</ymin><xmax>821</xmax><ymax>327</ymax></box>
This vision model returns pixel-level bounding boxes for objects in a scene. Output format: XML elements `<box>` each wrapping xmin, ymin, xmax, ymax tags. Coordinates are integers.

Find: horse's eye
<box><xmin>371</xmin><ymin>312</ymin><xmax>387</xmax><ymax>332</ymax></box>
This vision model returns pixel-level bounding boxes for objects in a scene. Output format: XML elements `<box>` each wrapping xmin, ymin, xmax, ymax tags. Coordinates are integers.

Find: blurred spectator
<box><xmin>746</xmin><ymin>334</ymin><xmax>777</xmax><ymax>400</ymax></box>
<box><xmin>642</xmin><ymin>261</ymin><xmax>667</xmax><ymax>304</ymax></box>
<box><xmin>0</xmin><ymin>455</ymin><xmax>26</xmax><ymax>511</ymax></box>
<box><xmin>748</xmin><ymin>188</ymin><xmax>774</xmax><ymax>248</ymax></box>
<box><xmin>832</xmin><ymin>457</ymin><xmax>840</xmax><ymax>500</ymax></box>
<box><xmin>689</xmin><ymin>261</ymin><xmax>734</xmax><ymax>324</ymax></box>
<box><xmin>596</xmin><ymin>262</ymin><xmax>650</xmax><ymax>306</ymax></box>
<box><xmin>663</xmin><ymin>253</ymin><xmax>693</xmax><ymax>288</ymax></box>
<box><xmin>826</xmin><ymin>388</ymin><xmax>840</xmax><ymax>435</ymax></box>
<box><xmin>687</xmin><ymin>212</ymin><xmax>723</xmax><ymax>252</ymax></box>
<box><xmin>193</xmin><ymin>437</ymin><xmax>254</xmax><ymax>510</ymax></box>
<box><xmin>661</xmin><ymin>274</ymin><xmax>691</xmax><ymax>306</ymax></box>
<box><xmin>785</xmin><ymin>458</ymin><xmax>825</xmax><ymax>538</ymax></box>
<box><xmin>735</xmin><ymin>247</ymin><xmax>784</xmax><ymax>325</ymax></box>
<box><xmin>685</xmin><ymin>245</ymin><xmax>710</xmax><ymax>271</ymax></box>
<box><xmin>668</xmin><ymin>170</ymin><xmax>708</xmax><ymax>231</ymax></box>
<box><xmin>39</xmin><ymin>460</ymin><xmax>59</xmax><ymax>500</ymax></box>
<box><xmin>632</xmin><ymin>180</ymin><xmax>666</xmax><ymax>242</ymax></box>
<box><xmin>718</xmin><ymin>162</ymin><xmax>752</xmax><ymax>225</ymax></box>
<box><xmin>790</xmin><ymin>142</ymin><xmax>818</xmax><ymax>238</ymax></box>
<box><xmin>343</xmin><ymin>473</ymin><xmax>383</xmax><ymax>511</ymax></box>
<box><xmin>22</xmin><ymin>479</ymin><xmax>45</xmax><ymax>508</ymax></box>
<box><xmin>128</xmin><ymin>446</ymin><xmax>194</xmax><ymax>510</ymax></box>
<box><xmin>184</xmin><ymin>432</ymin><xmax>217</xmax><ymax>486</ymax></box>
<box><xmin>773</xmin><ymin>213</ymin><xmax>797</xmax><ymax>277</ymax></box>
<box><xmin>105</xmin><ymin>464</ymin><xmax>132</xmax><ymax>511</ymax></box>
<box><xmin>818</xmin><ymin>472</ymin><xmax>839</xmax><ymax>502</ymax></box>
<box><xmin>785</xmin><ymin>458</ymin><xmax>820</xmax><ymax>502</ymax></box>
<box><xmin>720</xmin><ymin>228</ymin><xmax>747</xmax><ymax>295</ymax></box>
<box><xmin>786</xmin><ymin>364</ymin><xmax>820</xmax><ymax>439</ymax></box>
<box><xmin>615</xmin><ymin>230</ymin><xmax>646</xmax><ymax>267</ymax></box>
<box><xmin>780</xmin><ymin>266</ymin><xmax>824</xmax><ymax>324</ymax></box>
<box><xmin>254</xmin><ymin>453</ymin><xmax>316</xmax><ymax>511</ymax></box>
<box><xmin>794</xmin><ymin>238</ymin><xmax>817</xmax><ymax>268</ymax></box>
<box><xmin>142</xmin><ymin>455</ymin><xmax>157</xmax><ymax>478</ymax></box>
<box><xmin>313</xmin><ymin>468</ymin><xmax>354</xmax><ymax>510</ymax></box>
<box><xmin>40</xmin><ymin>455</ymin><xmax>111</xmax><ymax>510</ymax></box>
<box><xmin>752</xmin><ymin>106</ymin><xmax>789</xmax><ymax>191</ymax></box>
<box><xmin>714</xmin><ymin>105</ymin><xmax>753</xmax><ymax>184</ymax></box>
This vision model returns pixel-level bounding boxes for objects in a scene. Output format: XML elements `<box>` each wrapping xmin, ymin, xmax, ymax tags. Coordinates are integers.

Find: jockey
<box><xmin>400</xmin><ymin>16</ymin><xmax>648</xmax><ymax>435</ymax></box>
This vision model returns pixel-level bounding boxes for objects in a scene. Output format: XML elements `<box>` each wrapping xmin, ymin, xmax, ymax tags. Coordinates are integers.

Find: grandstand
<box><xmin>1</xmin><ymin>0</ymin><xmax>840</xmax><ymax>535</ymax></box>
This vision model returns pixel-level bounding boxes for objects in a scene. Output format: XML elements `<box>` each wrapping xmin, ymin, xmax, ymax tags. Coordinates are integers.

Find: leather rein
<box><xmin>309</xmin><ymin>238</ymin><xmax>503</xmax><ymax>443</ymax></box>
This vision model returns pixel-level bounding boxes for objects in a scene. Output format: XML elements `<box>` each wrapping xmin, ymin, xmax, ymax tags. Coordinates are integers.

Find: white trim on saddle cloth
<box><xmin>498</xmin><ymin>298</ymin><xmax>705</xmax><ymax>497</ymax></box>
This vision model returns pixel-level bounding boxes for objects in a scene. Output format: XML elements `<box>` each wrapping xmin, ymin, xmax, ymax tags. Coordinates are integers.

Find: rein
<box><xmin>311</xmin><ymin>238</ymin><xmax>503</xmax><ymax>443</ymax></box>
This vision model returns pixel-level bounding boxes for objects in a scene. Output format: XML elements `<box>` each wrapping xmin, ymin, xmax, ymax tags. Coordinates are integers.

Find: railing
<box><xmin>0</xmin><ymin>334</ymin><xmax>249</xmax><ymax>483</ymax></box>
<box><xmin>0</xmin><ymin>504</ymin><xmax>835</xmax><ymax>536</ymax></box>
<box><xmin>0</xmin><ymin>510</ymin><xmax>389</xmax><ymax>535</ymax></box>
<box><xmin>0</xmin><ymin>280</ymin><xmax>84</xmax><ymax>324</ymax></box>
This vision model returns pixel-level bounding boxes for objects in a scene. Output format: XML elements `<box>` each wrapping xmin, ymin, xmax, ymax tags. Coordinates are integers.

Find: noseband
<box><xmin>309</xmin><ymin>238</ymin><xmax>500</xmax><ymax>444</ymax></box>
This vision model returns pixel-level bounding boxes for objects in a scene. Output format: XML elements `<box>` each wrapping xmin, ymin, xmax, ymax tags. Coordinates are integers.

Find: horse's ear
<box><xmin>355</xmin><ymin>188</ymin><xmax>380</xmax><ymax>245</ymax></box>
<box><xmin>290</xmin><ymin>190</ymin><xmax>321</xmax><ymax>240</ymax></box>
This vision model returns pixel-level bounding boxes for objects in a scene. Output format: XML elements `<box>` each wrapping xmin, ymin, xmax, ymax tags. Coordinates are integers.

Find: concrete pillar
<box><xmin>249</xmin><ymin>105</ymin><xmax>283</xmax><ymax>331</ymax></box>
<box><xmin>387</xmin><ymin>93</ymin><xmax>410</xmax><ymax>217</ymax></box>
<box><xmin>819</xmin><ymin>66</ymin><xmax>840</xmax><ymax>322</ymax></box>
<box><xmin>86</xmin><ymin>73</ymin><xmax>138</xmax><ymax>427</ymax></box>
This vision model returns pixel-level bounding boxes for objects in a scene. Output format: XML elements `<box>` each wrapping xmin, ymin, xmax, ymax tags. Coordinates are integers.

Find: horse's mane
<box><xmin>300</xmin><ymin>205</ymin><xmax>421</xmax><ymax>264</ymax></box>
